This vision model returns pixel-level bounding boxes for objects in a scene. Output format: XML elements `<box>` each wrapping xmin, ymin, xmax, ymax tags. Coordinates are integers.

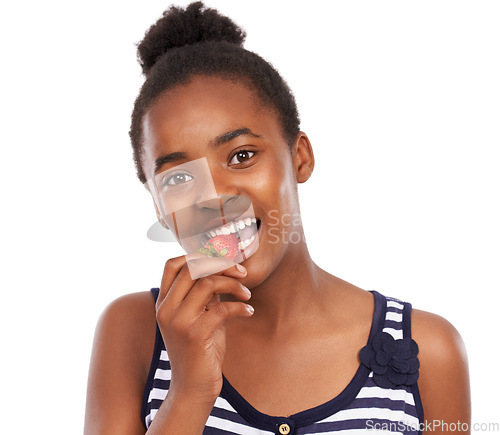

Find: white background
<box><xmin>1</xmin><ymin>1</ymin><xmax>499</xmax><ymax>432</ymax></box>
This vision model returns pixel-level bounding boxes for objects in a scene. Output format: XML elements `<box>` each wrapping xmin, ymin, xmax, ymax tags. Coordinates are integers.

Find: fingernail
<box><xmin>246</xmin><ymin>304</ymin><xmax>254</xmax><ymax>314</ymax></box>
<box><xmin>236</xmin><ymin>264</ymin><xmax>247</xmax><ymax>274</ymax></box>
<box><xmin>242</xmin><ymin>285</ymin><xmax>251</xmax><ymax>297</ymax></box>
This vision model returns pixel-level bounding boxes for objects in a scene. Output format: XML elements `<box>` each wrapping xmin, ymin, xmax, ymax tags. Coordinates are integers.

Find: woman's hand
<box><xmin>155</xmin><ymin>253</ymin><xmax>254</xmax><ymax>404</ymax></box>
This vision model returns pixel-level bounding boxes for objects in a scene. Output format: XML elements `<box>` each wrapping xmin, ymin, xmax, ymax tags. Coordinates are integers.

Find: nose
<box><xmin>196</xmin><ymin>194</ymin><xmax>238</xmax><ymax>211</ymax></box>
<box><xmin>195</xmin><ymin>164</ymin><xmax>240</xmax><ymax>209</ymax></box>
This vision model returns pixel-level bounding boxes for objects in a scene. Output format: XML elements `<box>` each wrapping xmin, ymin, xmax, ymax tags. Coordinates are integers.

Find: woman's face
<box><xmin>141</xmin><ymin>75</ymin><xmax>307</xmax><ymax>287</ymax></box>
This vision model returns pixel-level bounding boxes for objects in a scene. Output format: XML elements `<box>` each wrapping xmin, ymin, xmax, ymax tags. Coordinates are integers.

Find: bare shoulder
<box><xmin>410</xmin><ymin>308</ymin><xmax>471</xmax><ymax>427</ymax></box>
<box><xmin>94</xmin><ymin>290</ymin><xmax>158</xmax><ymax>379</ymax></box>
<box><xmin>84</xmin><ymin>291</ymin><xmax>157</xmax><ymax>434</ymax></box>
<box><xmin>411</xmin><ymin>308</ymin><xmax>467</xmax><ymax>363</ymax></box>
<box><xmin>99</xmin><ymin>291</ymin><xmax>156</xmax><ymax>339</ymax></box>
<box><xmin>95</xmin><ymin>291</ymin><xmax>156</xmax><ymax>364</ymax></box>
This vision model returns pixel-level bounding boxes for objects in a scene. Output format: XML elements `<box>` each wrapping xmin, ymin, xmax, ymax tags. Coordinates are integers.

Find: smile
<box><xmin>200</xmin><ymin>217</ymin><xmax>260</xmax><ymax>250</ymax></box>
<box><xmin>197</xmin><ymin>217</ymin><xmax>260</xmax><ymax>261</ymax></box>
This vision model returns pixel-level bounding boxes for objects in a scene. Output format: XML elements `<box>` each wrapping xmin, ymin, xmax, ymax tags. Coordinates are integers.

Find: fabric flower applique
<box><xmin>359</xmin><ymin>331</ymin><xmax>420</xmax><ymax>389</ymax></box>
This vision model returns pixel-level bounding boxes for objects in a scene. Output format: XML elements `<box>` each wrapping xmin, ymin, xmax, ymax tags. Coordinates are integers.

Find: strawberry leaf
<box><xmin>208</xmin><ymin>247</ymin><xmax>219</xmax><ymax>256</ymax></box>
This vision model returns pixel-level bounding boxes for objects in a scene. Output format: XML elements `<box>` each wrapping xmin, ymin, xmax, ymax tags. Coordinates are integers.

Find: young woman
<box><xmin>84</xmin><ymin>2</ymin><xmax>470</xmax><ymax>434</ymax></box>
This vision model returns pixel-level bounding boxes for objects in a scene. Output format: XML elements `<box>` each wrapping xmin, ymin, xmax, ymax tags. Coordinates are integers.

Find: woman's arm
<box><xmin>84</xmin><ymin>256</ymin><xmax>252</xmax><ymax>435</ymax></box>
<box><xmin>84</xmin><ymin>291</ymin><xmax>156</xmax><ymax>434</ymax></box>
<box><xmin>83</xmin><ymin>291</ymin><xmax>221</xmax><ymax>435</ymax></box>
<box><xmin>412</xmin><ymin>309</ymin><xmax>471</xmax><ymax>434</ymax></box>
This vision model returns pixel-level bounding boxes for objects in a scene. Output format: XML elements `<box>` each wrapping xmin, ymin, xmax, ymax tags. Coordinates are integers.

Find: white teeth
<box><xmin>206</xmin><ymin>217</ymin><xmax>258</xmax><ymax>241</ymax></box>
<box><xmin>238</xmin><ymin>234</ymin><xmax>257</xmax><ymax>250</ymax></box>
<box><xmin>238</xmin><ymin>239</ymin><xmax>248</xmax><ymax>249</ymax></box>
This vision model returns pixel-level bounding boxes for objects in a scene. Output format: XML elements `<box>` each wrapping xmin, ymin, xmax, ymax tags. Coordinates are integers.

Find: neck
<box><xmin>244</xmin><ymin>236</ymin><xmax>335</xmax><ymax>334</ymax></box>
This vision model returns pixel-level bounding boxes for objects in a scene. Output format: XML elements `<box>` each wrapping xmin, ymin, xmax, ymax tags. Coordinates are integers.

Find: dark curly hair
<box><xmin>130</xmin><ymin>1</ymin><xmax>301</xmax><ymax>183</ymax></box>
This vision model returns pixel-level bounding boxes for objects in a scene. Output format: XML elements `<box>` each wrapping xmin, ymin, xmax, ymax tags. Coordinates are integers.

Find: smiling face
<box><xmin>141</xmin><ymin>75</ymin><xmax>313</xmax><ymax>287</ymax></box>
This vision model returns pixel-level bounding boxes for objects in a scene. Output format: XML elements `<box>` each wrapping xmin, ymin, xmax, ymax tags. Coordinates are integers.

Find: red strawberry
<box><xmin>197</xmin><ymin>234</ymin><xmax>239</xmax><ymax>260</ymax></box>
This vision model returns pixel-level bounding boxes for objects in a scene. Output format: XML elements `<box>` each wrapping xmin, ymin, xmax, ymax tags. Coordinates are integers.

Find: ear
<box><xmin>292</xmin><ymin>132</ymin><xmax>315</xmax><ymax>183</ymax></box>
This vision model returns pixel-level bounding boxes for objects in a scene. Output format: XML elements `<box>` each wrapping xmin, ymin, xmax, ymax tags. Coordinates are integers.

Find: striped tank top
<box><xmin>142</xmin><ymin>289</ymin><xmax>424</xmax><ymax>434</ymax></box>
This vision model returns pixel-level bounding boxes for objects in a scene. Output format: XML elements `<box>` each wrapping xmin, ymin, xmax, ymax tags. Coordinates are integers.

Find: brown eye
<box><xmin>230</xmin><ymin>150</ymin><xmax>255</xmax><ymax>165</ymax></box>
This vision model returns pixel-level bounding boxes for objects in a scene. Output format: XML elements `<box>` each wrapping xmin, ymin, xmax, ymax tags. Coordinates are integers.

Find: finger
<box><xmin>180</xmin><ymin>275</ymin><xmax>251</xmax><ymax>318</ymax></box>
<box><xmin>220</xmin><ymin>263</ymin><xmax>247</xmax><ymax>279</ymax></box>
<box><xmin>160</xmin><ymin>257</ymin><xmax>247</xmax><ymax>311</ymax></box>
<box><xmin>184</xmin><ymin>255</ymin><xmax>237</xmax><ymax>280</ymax></box>
<box><xmin>201</xmin><ymin>301</ymin><xmax>255</xmax><ymax>335</ymax></box>
<box><xmin>158</xmin><ymin>252</ymin><xmax>206</xmax><ymax>304</ymax></box>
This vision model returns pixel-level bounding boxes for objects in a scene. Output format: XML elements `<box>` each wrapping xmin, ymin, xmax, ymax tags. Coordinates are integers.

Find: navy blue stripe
<box><xmin>203</xmin><ymin>427</ymin><xmax>245</xmax><ymax>435</ymax></box>
<box><xmin>384</xmin><ymin>319</ymin><xmax>403</xmax><ymax>330</ymax></box>
<box><xmin>386</xmin><ymin>306</ymin><xmax>403</xmax><ymax>314</ymax></box>
<box><xmin>363</xmin><ymin>377</ymin><xmax>413</xmax><ymax>394</ymax></box>
<box><xmin>148</xmin><ymin>398</ymin><xmax>167</xmax><ymax>411</ymax></box>
<box><xmin>152</xmin><ymin>378</ymin><xmax>171</xmax><ymax>390</ymax></box>
<box><xmin>363</xmin><ymin>376</ymin><xmax>376</xmax><ymax>387</ymax></box>
<box><xmin>210</xmin><ymin>405</ymin><xmax>252</xmax><ymax>425</ymax></box>
<box><xmin>157</xmin><ymin>358</ymin><xmax>171</xmax><ymax>370</ymax></box>
<box><xmin>348</xmin><ymin>396</ymin><xmax>416</xmax><ymax>413</ymax></box>
<box><xmin>141</xmin><ymin>288</ymin><xmax>163</xmax><ymax>429</ymax></box>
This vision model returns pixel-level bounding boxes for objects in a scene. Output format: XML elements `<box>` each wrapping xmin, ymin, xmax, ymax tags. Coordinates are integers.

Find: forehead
<box><xmin>141</xmin><ymin>76</ymin><xmax>282</xmax><ymax>174</ymax></box>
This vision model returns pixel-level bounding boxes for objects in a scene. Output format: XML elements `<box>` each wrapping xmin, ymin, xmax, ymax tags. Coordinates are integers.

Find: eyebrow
<box><xmin>154</xmin><ymin>127</ymin><xmax>261</xmax><ymax>174</ymax></box>
<box><xmin>211</xmin><ymin>127</ymin><xmax>261</xmax><ymax>147</ymax></box>
<box><xmin>154</xmin><ymin>152</ymin><xmax>187</xmax><ymax>175</ymax></box>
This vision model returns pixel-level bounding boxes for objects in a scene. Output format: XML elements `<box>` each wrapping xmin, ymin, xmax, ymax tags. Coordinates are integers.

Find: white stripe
<box><xmin>357</xmin><ymin>386</ymin><xmax>416</xmax><ymax>406</ymax></box>
<box><xmin>382</xmin><ymin>327</ymin><xmax>403</xmax><ymax>339</ymax></box>
<box><xmin>148</xmin><ymin>387</ymin><xmax>168</xmax><ymax>402</ymax></box>
<box><xmin>159</xmin><ymin>350</ymin><xmax>169</xmax><ymax>361</ymax></box>
<box><xmin>206</xmin><ymin>415</ymin><xmax>274</xmax><ymax>434</ymax></box>
<box><xmin>214</xmin><ymin>396</ymin><xmax>238</xmax><ymax>412</ymax></box>
<box><xmin>386</xmin><ymin>311</ymin><xmax>403</xmax><ymax>322</ymax></box>
<box><xmin>146</xmin><ymin>408</ymin><xmax>158</xmax><ymax>428</ymax></box>
<box><xmin>386</xmin><ymin>300</ymin><xmax>404</xmax><ymax>310</ymax></box>
<box><xmin>154</xmin><ymin>368</ymin><xmax>171</xmax><ymax>380</ymax></box>
<box><xmin>317</xmin><ymin>406</ymin><xmax>419</xmax><ymax>427</ymax></box>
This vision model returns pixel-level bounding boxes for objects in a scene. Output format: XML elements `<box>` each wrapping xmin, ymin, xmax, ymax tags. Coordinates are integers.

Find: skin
<box><xmin>84</xmin><ymin>76</ymin><xmax>471</xmax><ymax>434</ymax></box>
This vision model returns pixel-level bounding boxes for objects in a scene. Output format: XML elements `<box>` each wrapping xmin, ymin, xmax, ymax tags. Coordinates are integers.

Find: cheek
<box><xmin>274</xmin><ymin>156</ymin><xmax>300</xmax><ymax>206</ymax></box>
<box><xmin>257</xmin><ymin>149</ymin><xmax>296</xmax><ymax>194</ymax></box>
<box><xmin>251</xmin><ymin>164</ymin><xmax>290</xmax><ymax>205</ymax></box>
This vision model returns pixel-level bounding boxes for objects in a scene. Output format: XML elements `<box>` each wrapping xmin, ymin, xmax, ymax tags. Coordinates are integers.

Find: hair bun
<box><xmin>137</xmin><ymin>1</ymin><xmax>246</xmax><ymax>75</ymax></box>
